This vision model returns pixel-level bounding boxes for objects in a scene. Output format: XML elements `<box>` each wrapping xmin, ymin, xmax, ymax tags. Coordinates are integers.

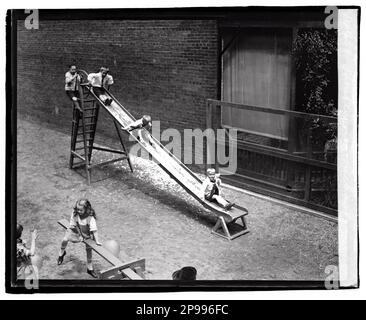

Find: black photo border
<box><xmin>5</xmin><ymin>6</ymin><xmax>360</xmax><ymax>294</ymax></box>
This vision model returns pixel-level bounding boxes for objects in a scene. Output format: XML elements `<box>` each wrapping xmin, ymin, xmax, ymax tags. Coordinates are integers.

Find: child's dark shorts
<box><xmin>65</xmin><ymin>90</ymin><xmax>79</xmax><ymax>101</ymax></box>
<box><xmin>92</xmin><ymin>87</ymin><xmax>106</xmax><ymax>97</ymax></box>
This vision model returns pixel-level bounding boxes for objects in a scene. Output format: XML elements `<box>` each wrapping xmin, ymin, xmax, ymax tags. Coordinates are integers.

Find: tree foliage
<box><xmin>293</xmin><ymin>29</ymin><xmax>338</xmax><ymax>146</ymax></box>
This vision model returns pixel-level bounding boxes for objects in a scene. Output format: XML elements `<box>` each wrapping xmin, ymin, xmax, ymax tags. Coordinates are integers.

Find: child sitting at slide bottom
<box><xmin>201</xmin><ymin>168</ymin><xmax>235</xmax><ymax>210</ymax></box>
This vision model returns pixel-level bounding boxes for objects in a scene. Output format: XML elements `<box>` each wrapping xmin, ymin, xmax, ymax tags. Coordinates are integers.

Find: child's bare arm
<box><xmin>215</xmin><ymin>178</ymin><xmax>223</xmax><ymax>196</ymax></box>
<box><xmin>92</xmin><ymin>231</ymin><xmax>102</xmax><ymax>246</ymax></box>
<box><xmin>29</xmin><ymin>229</ymin><xmax>38</xmax><ymax>256</ymax></box>
<box><xmin>201</xmin><ymin>179</ymin><xmax>209</xmax><ymax>200</ymax></box>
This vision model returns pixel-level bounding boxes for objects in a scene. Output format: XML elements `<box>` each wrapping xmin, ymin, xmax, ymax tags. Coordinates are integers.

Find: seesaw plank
<box><xmin>58</xmin><ymin>219</ymin><xmax>143</xmax><ymax>279</ymax></box>
<box><xmin>100</xmin><ymin>258</ymin><xmax>145</xmax><ymax>280</ymax></box>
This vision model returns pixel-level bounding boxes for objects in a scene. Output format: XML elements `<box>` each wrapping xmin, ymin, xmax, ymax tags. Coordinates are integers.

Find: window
<box><xmin>221</xmin><ymin>28</ymin><xmax>293</xmax><ymax>142</ymax></box>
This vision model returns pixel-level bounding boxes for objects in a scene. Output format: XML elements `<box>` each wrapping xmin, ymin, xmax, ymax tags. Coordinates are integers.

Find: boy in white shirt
<box><xmin>201</xmin><ymin>168</ymin><xmax>235</xmax><ymax>210</ymax></box>
<box><xmin>57</xmin><ymin>198</ymin><xmax>102</xmax><ymax>278</ymax></box>
<box><xmin>87</xmin><ymin>67</ymin><xmax>114</xmax><ymax>106</ymax></box>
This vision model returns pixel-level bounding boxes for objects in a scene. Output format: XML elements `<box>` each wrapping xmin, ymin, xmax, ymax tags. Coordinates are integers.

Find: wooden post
<box><xmin>304</xmin><ymin>128</ymin><xmax>313</xmax><ymax>201</ymax></box>
<box><xmin>211</xmin><ymin>213</ymin><xmax>250</xmax><ymax>241</ymax></box>
<box><xmin>286</xmin><ymin>27</ymin><xmax>299</xmax><ymax>190</ymax></box>
<box><xmin>69</xmin><ymin>105</ymin><xmax>79</xmax><ymax>169</ymax></box>
<box><xmin>113</xmin><ymin>120</ymin><xmax>133</xmax><ymax>173</ymax></box>
<box><xmin>288</xmin><ymin>27</ymin><xmax>299</xmax><ymax>153</ymax></box>
<box><xmin>214</xmin><ymin>102</ymin><xmax>221</xmax><ymax>173</ymax></box>
<box><xmin>87</xmin><ymin>102</ymin><xmax>99</xmax><ymax>163</ymax></box>
<box><xmin>206</xmin><ymin>100</ymin><xmax>213</xmax><ymax>172</ymax></box>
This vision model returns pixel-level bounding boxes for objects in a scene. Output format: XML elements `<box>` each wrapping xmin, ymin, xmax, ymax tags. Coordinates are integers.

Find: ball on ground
<box><xmin>104</xmin><ymin>239</ymin><xmax>120</xmax><ymax>258</ymax></box>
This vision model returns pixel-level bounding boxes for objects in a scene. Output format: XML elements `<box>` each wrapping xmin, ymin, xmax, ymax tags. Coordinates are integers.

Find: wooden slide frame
<box><xmin>211</xmin><ymin>208</ymin><xmax>249</xmax><ymax>241</ymax></box>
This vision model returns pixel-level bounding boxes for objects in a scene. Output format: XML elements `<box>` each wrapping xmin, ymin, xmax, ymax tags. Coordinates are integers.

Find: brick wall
<box><xmin>17</xmin><ymin>19</ymin><xmax>218</xmax><ymax>169</ymax></box>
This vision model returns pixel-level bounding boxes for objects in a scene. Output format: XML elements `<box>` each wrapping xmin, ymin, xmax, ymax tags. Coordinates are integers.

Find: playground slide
<box><xmin>80</xmin><ymin>77</ymin><xmax>246</xmax><ymax>222</ymax></box>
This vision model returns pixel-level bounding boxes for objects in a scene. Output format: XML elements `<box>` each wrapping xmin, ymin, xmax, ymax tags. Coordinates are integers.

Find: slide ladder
<box><xmin>69</xmin><ymin>76</ymin><xmax>133</xmax><ymax>184</ymax></box>
<box><xmin>76</xmin><ymin>70</ymin><xmax>249</xmax><ymax>240</ymax></box>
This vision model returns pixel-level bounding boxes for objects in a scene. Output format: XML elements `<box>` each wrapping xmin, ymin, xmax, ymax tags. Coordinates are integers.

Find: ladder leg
<box><xmin>70</xmin><ymin>78</ymin><xmax>98</xmax><ymax>185</ymax></box>
<box><xmin>211</xmin><ymin>216</ymin><xmax>232</xmax><ymax>240</ymax></box>
<box><xmin>87</xmin><ymin>103</ymin><xmax>99</xmax><ymax>163</ymax></box>
<box><xmin>69</xmin><ymin>106</ymin><xmax>75</xmax><ymax>169</ymax></box>
<box><xmin>240</xmin><ymin>216</ymin><xmax>248</xmax><ymax>231</ymax></box>
<box><xmin>82</xmin><ymin>106</ymin><xmax>91</xmax><ymax>185</ymax></box>
<box><xmin>86</xmin><ymin>165</ymin><xmax>91</xmax><ymax>185</ymax></box>
<box><xmin>69</xmin><ymin>106</ymin><xmax>80</xmax><ymax>169</ymax></box>
<box><xmin>114</xmin><ymin>120</ymin><xmax>133</xmax><ymax>173</ymax></box>
<box><xmin>220</xmin><ymin>217</ymin><xmax>232</xmax><ymax>240</ymax></box>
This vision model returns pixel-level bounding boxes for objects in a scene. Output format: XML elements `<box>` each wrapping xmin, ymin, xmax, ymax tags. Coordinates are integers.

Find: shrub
<box><xmin>293</xmin><ymin>29</ymin><xmax>338</xmax><ymax>148</ymax></box>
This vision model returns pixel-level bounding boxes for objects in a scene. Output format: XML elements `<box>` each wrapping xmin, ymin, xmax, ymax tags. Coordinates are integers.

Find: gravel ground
<box><xmin>16</xmin><ymin>115</ymin><xmax>338</xmax><ymax>281</ymax></box>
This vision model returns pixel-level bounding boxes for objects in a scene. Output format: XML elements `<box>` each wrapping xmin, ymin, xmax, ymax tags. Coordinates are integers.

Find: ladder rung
<box><xmin>76</xmin><ymin>139</ymin><xmax>93</xmax><ymax>143</ymax></box>
<box><xmin>83</xmin><ymin>107</ymin><xmax>97</xmax><ymax>111</ymax></box>
<box><xmin>84</xmin><ymin>116</ymin><xmax>97</xmax><ymax>119</ymax></box>
<box><xmin>77</xmin><ymin>130</ymin><xmax>94</xmax><ymax>135</ymax></box>
<box><xmin>71</xmin><ymin>162</ymin><xmax>87</xmax><ymax>169</ymax></box>
<box><xmin>89</xmin><ymin>156</ymin><xmax>128</xmax><ymax>169</ymax></box>
<box><xmin>71</xmin><ymin>151</ymin><xmax>86</xmax><ymax>161</ymax></box>
<box><xmin>73</xmin><ymin>122</ymin><xmax>95</xmax><ymax>127</ymax></box>
<box><xmin>74</xmin><ymin>147</ymin><xmax>90</xmax><ymax>151</ymax></box>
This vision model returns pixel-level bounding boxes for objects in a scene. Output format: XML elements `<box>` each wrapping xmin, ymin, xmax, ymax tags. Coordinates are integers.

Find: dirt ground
<box><xmin>16</xmin><ymin>115</ymin><xmax>338</xmax><ymax>280</ymax></box>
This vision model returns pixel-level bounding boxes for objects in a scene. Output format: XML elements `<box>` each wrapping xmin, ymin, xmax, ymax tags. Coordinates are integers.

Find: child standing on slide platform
<box><xmin>65</xmin><ymin>65</ymin><xmax>82</xmax><ymax>111</ymax></box>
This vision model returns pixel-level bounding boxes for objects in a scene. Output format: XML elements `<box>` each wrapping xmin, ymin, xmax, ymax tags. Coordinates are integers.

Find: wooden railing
<box><xmin>206</xmin><ymin>99</ymin><xmax>338</xmax><ymax>216</ymax></box>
